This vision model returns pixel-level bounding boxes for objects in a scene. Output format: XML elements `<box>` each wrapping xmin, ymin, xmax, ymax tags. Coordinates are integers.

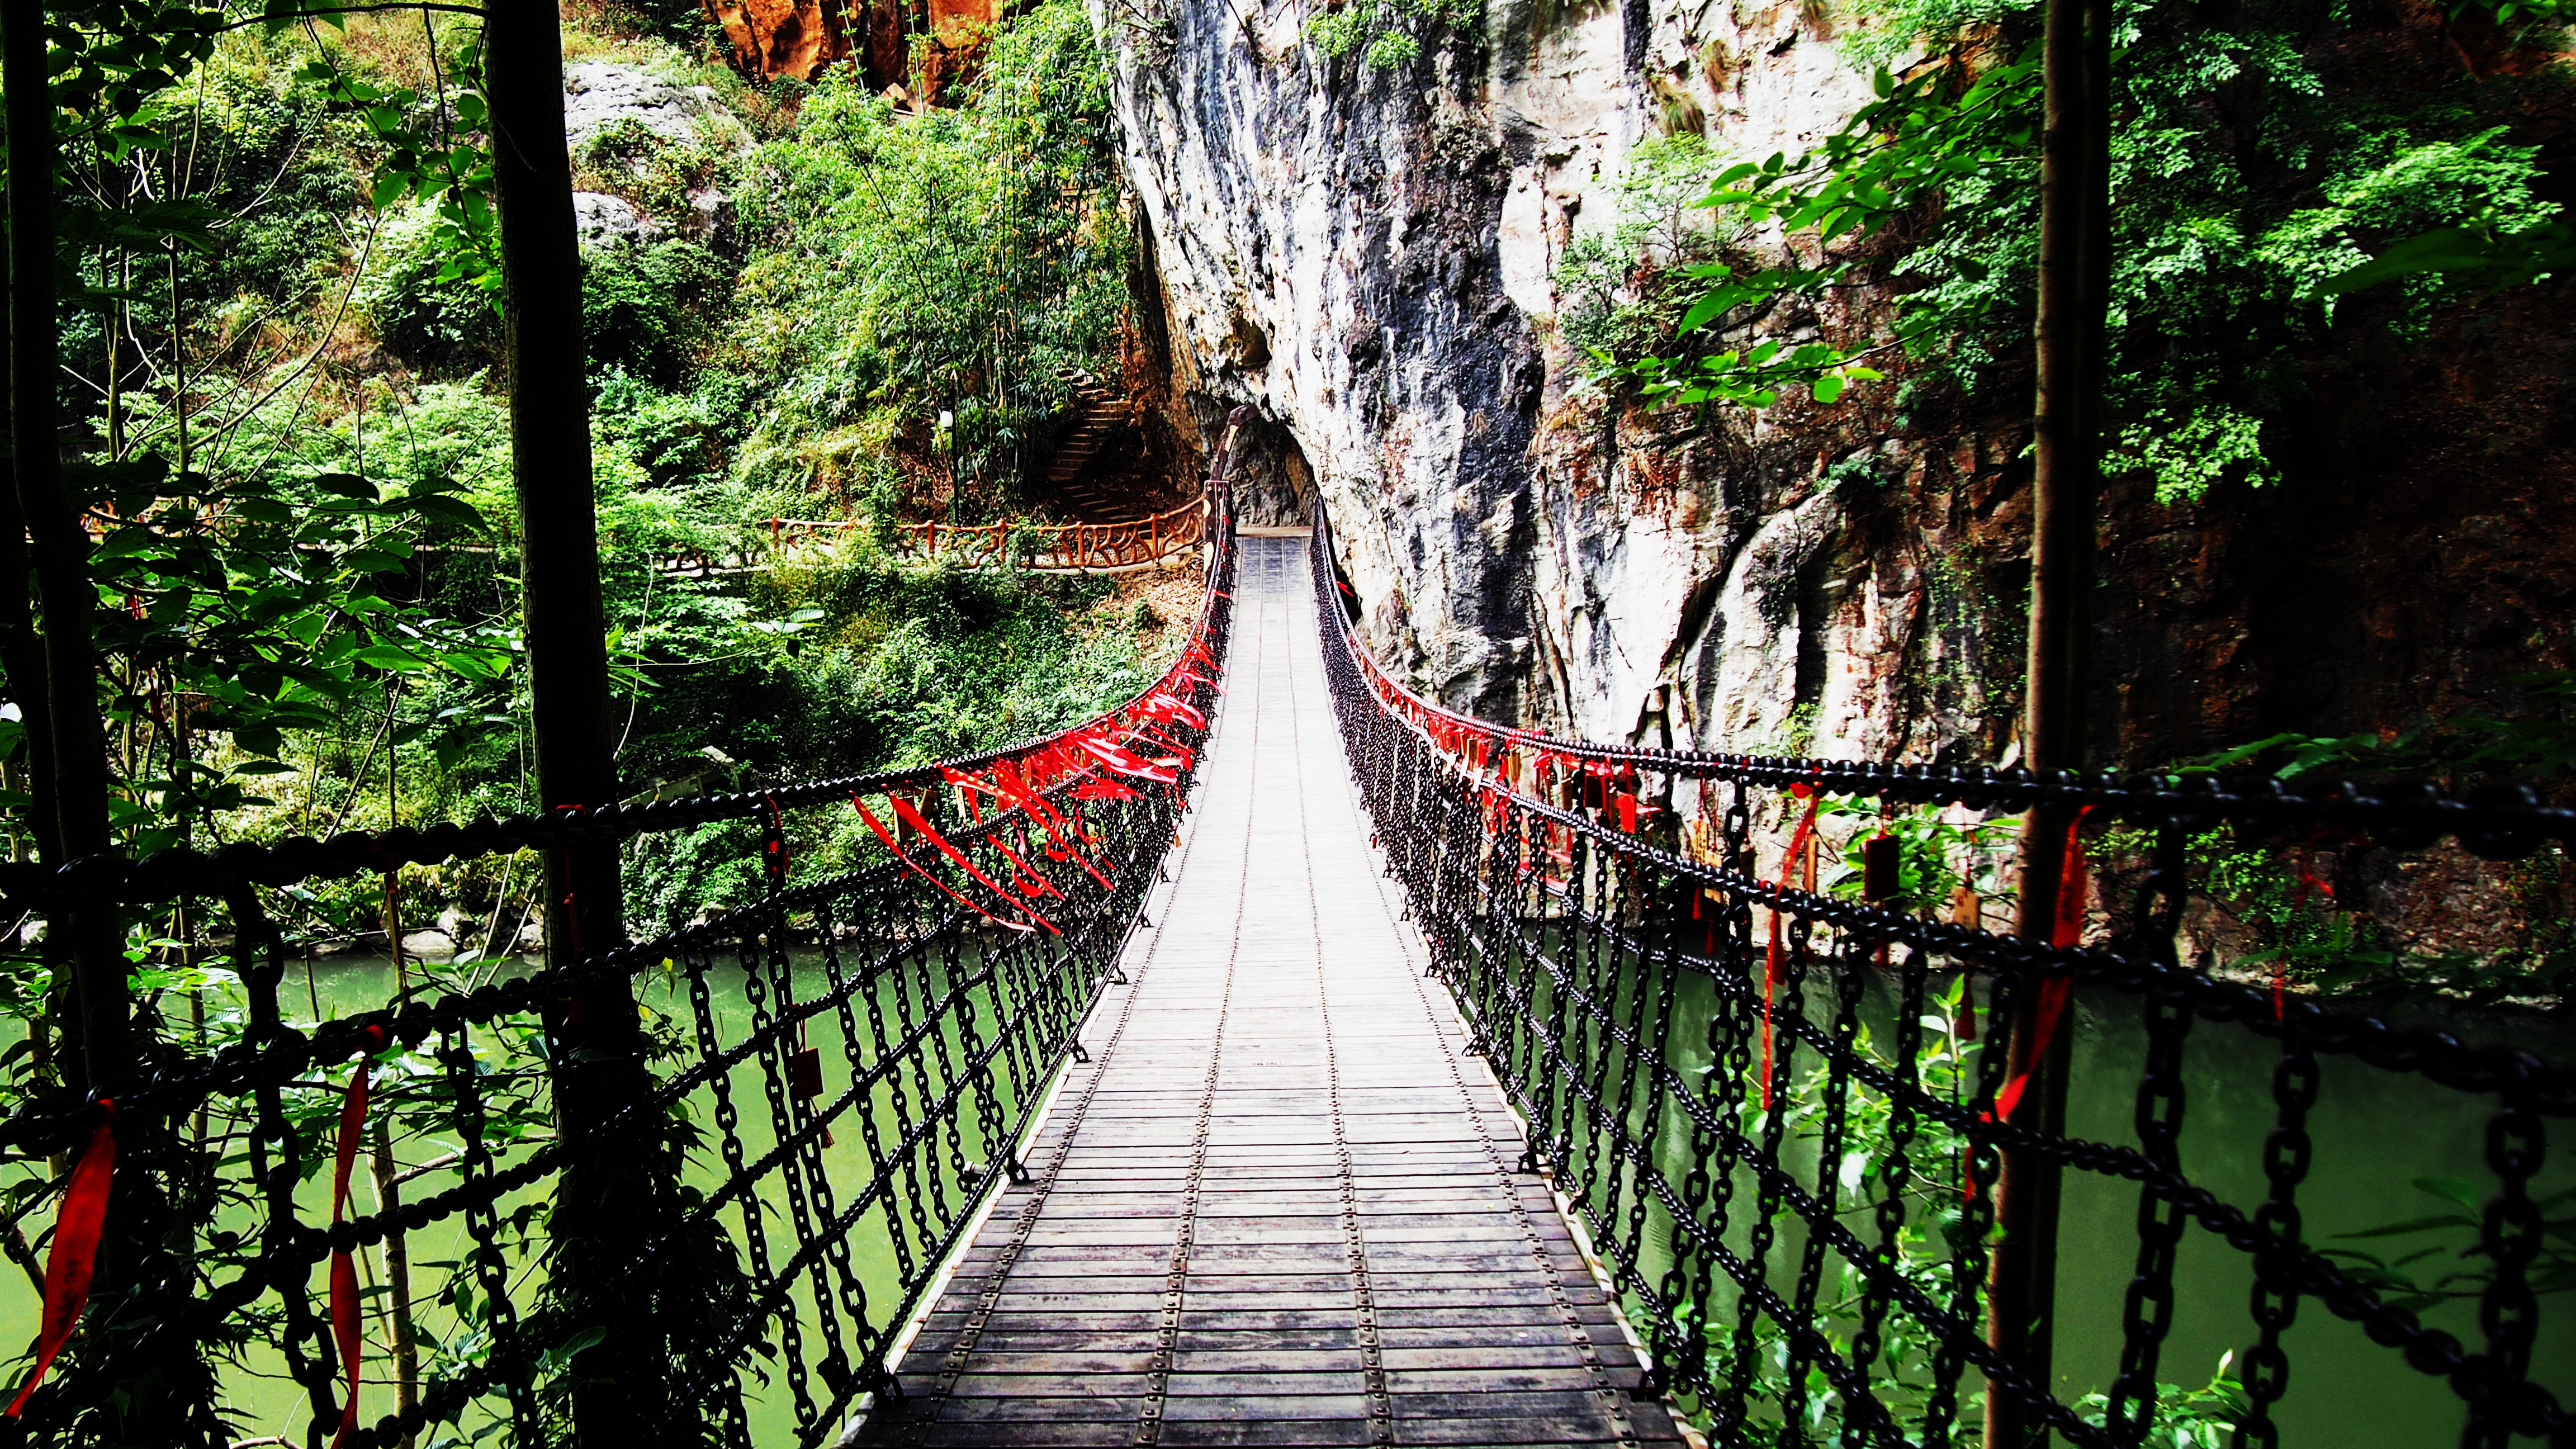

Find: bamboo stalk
<box><xmin>368</xmin><ymin>1111</ymin><xmax>420</xmax><ymax>1449</ymax></box>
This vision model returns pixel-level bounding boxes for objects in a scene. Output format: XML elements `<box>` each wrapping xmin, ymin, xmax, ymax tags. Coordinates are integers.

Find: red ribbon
<box><xmin>1992</xmin><ymin>807</ymin><xmax>2092</xmax><ymax>1125</ymax></box>
<box><xmin>2280</xmin><ymin>833</ymin><xmax>2336</xmax><ymax>1020</ymax></box>
<box><xmin>1125</xmin><ymin>721</ymin><xmax>1196</xmax><ymax>766</ymax></box>
<box><xmin>990</xmin><ymin>764</ymin><xmax>1114</xmax><ymax>890</ymax></box>
<box><xmin>995</xmin><ymin>826</ymin><xmax>1064</xmax><ymax>899</ymax></box>
<box><xmin>1144</xmin><ymin>691</ymin><xmax>1207</xmax><ymax>730</ymax></box>
<box><xmin>1759</xmin><ymin>784</ymin><xmax>1823</xmax><ymax>1110</ymax></box>
<box><xmin>873</xmin><ymin>796</ymin><xmax>1059</xmax><ymax>934</ymax></box>
<box><xmin>763</xmin><ymin>792</ymin><xmax>790</xmax><ymax>877</ymax></box>
<box><xmin>5</xmin><ymin>1104</ymin><xmax>116</xmax><ymax>1418</ymax></box>
<box><xmin>1076</xmin><ymin>733</ymin><xmax>1178</xmax><ymax>784</ymax></box>
<box><xmin>328</xmin><ymin>1026</ymin><xmax>386</xmax><ymax>1449</ymax></box>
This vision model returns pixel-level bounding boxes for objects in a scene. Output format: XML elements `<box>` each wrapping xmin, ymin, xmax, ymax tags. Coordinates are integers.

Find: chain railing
<box><xmin>0</xmin><ymin>473</ymin><xmax>1237</xmax><ymax>1448</ymax></box>
<box><xmin>1308</xmin><ymin>511</ymin><xmax>2573</xmax><ymax>1448</ymax></box>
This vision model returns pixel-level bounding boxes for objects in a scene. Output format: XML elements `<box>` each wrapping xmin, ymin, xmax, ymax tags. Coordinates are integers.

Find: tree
<box><xmin>484</xmin><ymin>1</ymin><xmax>664</xmax><ymax>1439</ymax></box>
<box><xmin>1982</xmin><ymin>0</ymin><xmax>2108</xmax><ymax>1439</ymax></box>
<box><xmin>5</xmin><ymin>0</ymin><xmax>126</xmax><ymax>1088</ymax></box>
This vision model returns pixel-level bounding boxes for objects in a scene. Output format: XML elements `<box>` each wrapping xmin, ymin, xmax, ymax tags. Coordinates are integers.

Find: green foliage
<box><xmin>2171</xmin><ymin>821</ymin><xmax>2576</xmax><ymax>1009</ymax></box>
<box><xmin>363</xmin><ymin>201</ymin><xmax>503</xmax><ymax>371</ymax></box>
<box><xmin>2118</xmin><ymin>405</ymin><xmax>2277</xmax><ymax>507</ymax></box>
<box><xmin>1820</xmin><ymin>799</ymin><xmax>2016</xmax><ymax>915</ymax></box>
<box><xmin>613</xmin><ymin>555</ymin><xmax>1153</xmax><ymax>932</ymax></box>
<box><xmin>1556</xmin><ymin>136</ymin><xmax>1733</xmax><ymax>359</ymax></box>
<box><xmin>295</xmin><ymin>48</ymin><xmax>500</xmax><ymax>306</ymax></box>
<box><xmin>584</xmin><ymin>239</ymin><xmax>730</xmax><ymax>387</ymax></box>
<box><xmin>2180</xmin><ymin>670</ymin><xmax>2576</xmax><ymax>779</ymax></box>
<box><xmin>573</xmin><ymin>114</ymin><xmax>733</xmax><ymax>227</ymax></box>
<box><xmin>8</xmin><ymin>0</ymin><xmax>1163</xmax><ymax>950</ymax></box>
<box><xmin>1600</xmin><ymin>0</ymin><xmax>2573</xmax><ymax>504</ymax></box>
<box><xmin>725</xmin><ymin>0</ymin><xmax>1128</xmax><ymax>506</ymax></box>
<box><xmin>2324</xmin><ymin>1164</ymin><xmax>2576</xmax><ymax>1311</ymax></box>
<box><xmin>2073</xmin><ymin>1374</ymin><xmax>2253</xmax><ymax>1449</ymax></box>
<box><xmin>1675</xmin><ymin>981</ymin><xmax>2248</xmax><ymax>1441</ymax></box>
<box><xmin>1304</xmin><ymin>0</ymin><xmax>1481</xmax><ymax>68</ymax></box>
<box><xmin>1593</xmin><ymin>47</ymin><xmax>2038</xmax><ymax>410</ymax></box>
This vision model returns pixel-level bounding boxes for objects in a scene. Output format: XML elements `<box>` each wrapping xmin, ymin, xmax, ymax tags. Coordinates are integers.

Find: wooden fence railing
<box><xmin>759</xmin><ymin>496</ymin><xmax>1206</xmax><ymax>572</ymax></box>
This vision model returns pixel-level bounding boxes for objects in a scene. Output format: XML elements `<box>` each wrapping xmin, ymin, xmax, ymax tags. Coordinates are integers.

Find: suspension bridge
<box><xmin>851</xmin><ymin>533</ymin><xmax>1683</xmax><ymax>1445</ymax></box>
<box><xmin>0</xmin><ymin>458</ymin><xmax>2567</xmax><ymax>1449</ymax></box>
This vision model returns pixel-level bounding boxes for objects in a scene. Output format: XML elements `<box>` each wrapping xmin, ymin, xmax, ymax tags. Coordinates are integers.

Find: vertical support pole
<box><xmin>4</xmin><ymin>0</ymin><xmax>122</xmax><ymax>1087</ymax></box>
<box><xmin>9</xmin><ymin>16</ymin><xmax>214</xmax><ymax>1437</ymax></box>
<box><xmin>486</xmin><ymin>3</ymin><xmax>661</xmax><ymax>1441</ymax></box>
<box><xmin>1985</xmin><ymin>0</ymin><xmax>2110</xmax><ymax>1439</ymax></box>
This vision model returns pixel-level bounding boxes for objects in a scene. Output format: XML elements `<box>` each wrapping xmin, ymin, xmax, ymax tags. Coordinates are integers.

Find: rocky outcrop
<box><xmin>699</xmin><ymin>0</ymin><xmax>998</xmax><ymax>97</ymax></box>
<box><xmin>1102</xmin><ymin>0</ymin><xmax>1937</xmax><ymax>746</ymax></box>
<box><xmin>572</xmin><ymin>191</ymin><xmax>663</xmax><ymax>248</ymax></box>
<box><xmin>564</xmin><ymin>63</ymin><xmax>754</xmax><ymax>154</ymax></box>
<box><xmin>1101</xmin><ymin>0</ymin><xmax>2576</xmax><ymax>773</ymax></box>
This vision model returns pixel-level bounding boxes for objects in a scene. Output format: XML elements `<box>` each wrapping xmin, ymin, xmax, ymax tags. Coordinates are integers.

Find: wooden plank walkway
<box><xmin>854</xmin><ymin>534</ymin><xmax>1686</xmax><ymax>1447</ymax></box>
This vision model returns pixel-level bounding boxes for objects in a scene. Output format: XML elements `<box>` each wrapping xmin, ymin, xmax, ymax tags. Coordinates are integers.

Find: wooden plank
<box><xmin>1158</xmin><ymin>1395</ymin><xmax>1372</xmax><ymax>1422</ymax></box>
<box><xmin>1158</xmin><ymin>1422</ymin><xmax>1385</xmax><ymax>1447</ymax></box>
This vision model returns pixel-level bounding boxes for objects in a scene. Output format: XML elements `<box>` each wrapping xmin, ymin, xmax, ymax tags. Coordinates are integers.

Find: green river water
<box><xmin>1608</xmin><ymin>965</ymin><xmax>2576</xmax><ymax>1447</ymax></box>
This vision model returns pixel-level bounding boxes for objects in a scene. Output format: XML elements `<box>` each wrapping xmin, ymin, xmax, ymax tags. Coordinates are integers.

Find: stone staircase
<box><xmin>1043</xmin><ymin>369</ymin><xmax>1143</xmax><ymax>519</ymax></box>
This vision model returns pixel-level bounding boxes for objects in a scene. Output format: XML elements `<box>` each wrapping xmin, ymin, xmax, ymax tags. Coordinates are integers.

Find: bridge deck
<box><xmin>855</xmin><ymin>535</ymin><xmax>1682</xmax><ymax>1447</ymax></box>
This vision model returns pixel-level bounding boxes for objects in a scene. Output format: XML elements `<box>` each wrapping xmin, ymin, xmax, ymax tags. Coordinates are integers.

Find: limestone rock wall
<box><xmin>1101</xmin><ymin>0</ymin><xmax>2576</xmax><ymax>769</ymax></box>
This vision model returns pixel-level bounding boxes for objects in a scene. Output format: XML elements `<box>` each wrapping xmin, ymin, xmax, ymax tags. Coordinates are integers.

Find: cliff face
<box><xmin>702</xmin><ymin>0</ymin><xmax>995</xmax><ymax>98</ymax></box>
<box><xmin>1103</xmin><ymin>0</ymin><xmax>2576</xmax><ymax>768</ymax></box>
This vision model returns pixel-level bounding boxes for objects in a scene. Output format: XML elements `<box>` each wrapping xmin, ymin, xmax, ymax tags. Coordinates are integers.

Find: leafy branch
<box><xmin>1594</xmin><ymin>46</ymin><xmax>2040</xmax><ymax>413</ymax></box>
<box><xmin>296</xmin><ymin>52</ymin><xmax>501</xmax><ymax>305</ymax></box>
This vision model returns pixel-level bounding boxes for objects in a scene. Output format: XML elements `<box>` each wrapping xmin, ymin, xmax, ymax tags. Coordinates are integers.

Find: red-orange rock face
<box><xmin>703</xmin><ymin>0</ymin><xmax>998</xmax><ymax>100</ymax></box>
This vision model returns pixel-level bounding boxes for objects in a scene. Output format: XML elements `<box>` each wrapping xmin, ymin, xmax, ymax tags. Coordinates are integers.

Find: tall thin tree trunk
<box><xmin>486</xmin><ymin>5</ymin><xmax>660</xmax><ymax>1441</ymax></box>
<box><xmin>7</xmin><ymin>11</ymin><xmax>208</xmax><ymax>1438</ymax></box>
<box><xmin>1985</xmin><ymin>0</ymin><xmax>2112</xmax><ymax>1441</ymax></box>
<box><xmin>0</xmin><ymin>151</ymin><xmax>59</xmax><ymax>868</ymax></box>
<box><xmin>6</xmin><ymin>0</ymin><xmax>124</xmax><ymax>1089</ymax></box>
<box><xmin>370</xmin><ymin>1109</ymin><xmax>420</xmax><ymax>1448</ymax></box>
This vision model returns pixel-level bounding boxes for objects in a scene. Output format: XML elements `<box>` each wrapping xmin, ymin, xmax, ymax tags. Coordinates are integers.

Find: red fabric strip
<box><xmin>995</xmin><ymin>831</ymin><xmax>1064</xmax><ymax>900</ymax></box>
<box><xmin>890</xmin><ymin>797</ymin><xmax>1060</xmax><ymax>935</ymax></box>
<box><xmin>1076</xmin><ymin>735</ymin><xmax>1178</xmax><ymax>784</ymax></box>
<box><xmin>2281</xmin><ymin>836</ymin><xmax>2335</xmax><ymax>1020</ymax></box>
<box><xmin>1993</xmin><ymin>807</ymin><xmax>2091</xmax><ymax>1124</ymax></box>
<box><xmin>5</xmin><ymin>1107</ymin><xmax>116</xmax><ymax>1418</ymax></box>
<box><xmin>763</xmin><ymin>793</ymin><xmax>790</xmax><ymax>878</ymax></box>
<box><xmin>990</xmin><ymin>766</ymin><xmax>1115</xmax><ymax>890</ymax></box>
<box><xmin>328</xmin><ymin>1035</ymin><xmax>379</xmax><ymax>1449</ymax></box>
<box><xmin>854</xmin><ymin>797</ymin><xmax>1040</xmax><ymax>934</ymax></box>
<box><xmin>1125</xmin><ymin>721</ymin><xmax>1196</xmax><ymax>766</ymax></box>
<box><xmin>1760</xmin><ymin>786</ymin><xmax>1823</xmax><ymax>1111</ymax></box>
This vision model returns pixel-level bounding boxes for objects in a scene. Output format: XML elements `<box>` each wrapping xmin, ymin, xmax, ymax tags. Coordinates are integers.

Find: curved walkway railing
<box><xmin>1309</xmin><ymin>507</ymin><xmax>2571</xmax><ymax>1448</ymax></box>
<box><xmin>0</xmin><ymin>471</ymin><xmax>1239</xmax><ymax>1447</ymax></box>
<box><xmin>765</xmin><ymin>494</ymin><xmax>1206</xmax><ymax>574</ymax></box>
